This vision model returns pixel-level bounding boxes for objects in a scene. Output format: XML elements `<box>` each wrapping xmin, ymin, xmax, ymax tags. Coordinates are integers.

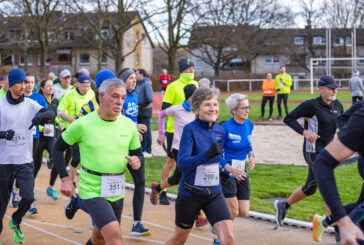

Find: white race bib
<box><xmin>32</xmin><ymin>126</ymin><xmax>37</xmax><ymax>136</ymax></box>
<box><xmin>264</xmin><ymin>90</ymin><xmax>272</xmax><ymax>94</ymax></box>
<box><xmin>231</xmin><ymin>159</ymin><xmax>246</xmax><ymax>170</ymax></box>
<box><xmin>43</xmin><ymin>124</ymin><xmax>54</xmax><ymax>137</ymax></box>
<box><xmin>280</xmin><ymin>83</ymin><xmax>284</xmax><ymax>88</ymax></box>
<box><xmin>6</xmin><ymin>129</ymin><xmax>26</xmax><ymax>146</ymax></box>
<box><xmin>194</xmin><ymin>164</ymin><xmax>219</xmax><ymax>187</ymax></box>
<box><xmin>162</xmin><ymin>80</ymin><xmax>167</xmax><ymax>84</ymax></box>
<box><xmin>100</xmin><ymin>174</ymin><xmax>125</xmax><ymax>197</ymax></box>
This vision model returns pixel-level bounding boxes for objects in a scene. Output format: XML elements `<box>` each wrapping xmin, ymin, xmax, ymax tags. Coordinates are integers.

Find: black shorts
<box><xmin>220</xmin><ymin>172</ymin><xmax>250</xmax><ymax>200</ymax></box>
<box><xmin>175</xmin><ymin>191</ymin><xmax>231</xmax><ymax>229</ymax></box>
<box><xmin>171</xmin><ymin>148</ymin><xmax>179</xmax><ymax>161</ymax></box>
<box><xmin>165</xmin><ymin>132</ymin><xmax>174</xmax><ymax>158</ymax></box>
<box><xmin>83</xmin><ymin>197</ymin><xmax>124</xmax><ymax>230</ymax></box>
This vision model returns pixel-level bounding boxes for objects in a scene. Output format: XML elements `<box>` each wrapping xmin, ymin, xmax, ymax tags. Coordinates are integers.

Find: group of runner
<box><xmin>0</xmin><ymin>58</ymin><xmax>364</xmax><ymax>245</ymax></box>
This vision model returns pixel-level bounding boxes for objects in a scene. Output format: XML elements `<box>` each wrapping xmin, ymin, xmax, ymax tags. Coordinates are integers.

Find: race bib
<box><xmin>194</xmin><ymin>164</ymin><xmax>219</xmax><ymax>187</ymax></box>
<box><xmin>162</xmin><ymin>80</ymin><xmax>167</xmax><ymax>84</ymax></box>
<box><xmin>6</xmin><ymin>129</ymin><xmax>26</xmax><ymax>146</ymax></box>
<box><xmin>280</xmin><ymin>83</ymin><xmax>284</xmax><ymax>88</ymax></box>
<box><xmin>264</xmin><ymin>90</ymin><xmax>272</xmax><ymax>94</ymax></box>
<box><xmin>231</xmin><ymin>159</ymin><xmax>246</xmax><ymax>170</ymax></box>
<box><xmin>32</xmin><ymin>126</ymin><xmax>37</xmax><ymax>136</ymax></box>
<box><xmin>43</xmin><ymin>124</ymin><xmax>54</xmax><ymax>137</ymax></box>
<box><xmin>101</xmin><ymin>174</ymin><xmax>125</xmax><ymax>197</ymax></box>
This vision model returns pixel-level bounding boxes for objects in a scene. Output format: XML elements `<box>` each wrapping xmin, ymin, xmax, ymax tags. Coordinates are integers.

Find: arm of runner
<box><xmin>336</xmin><ymin>216</ymin><xmax>364</xmax><ymax>245</ymax></box>
<box><xmin>157</xmin><ymin>109</ymin><xmax>168</xmax><ymax>145</ymax></box>
<box><xmin>59</xmin><ymin>111</ymin><xmax>75</xmax><ymax>124</ymax></box>
<box><xmin>29</xmin><ymin>108</ymin><xmax>56</xmax><ymax>130</ymax></box>
<box><xmin>162</xmin><ymin>102</ymin><xmax>171</xmax><ymax>110</ymax></box>
<box><xmin>126</xmin><ymin>147</ymin><xmax>143</xmax><ymax>170</ymax></box>
<box><xmin>247</xmin><ymin>151</ymin><xmax>256</xmax><ymax>170</ymax></box>
<box><xmin>283</xmin><ymin>101</ymin><xmax>315</xmax><ymax>135</ymax></box>
<box><xmin>136</xmin><ymin>124</ymin><xmax>147</xmax><ymax>134</ymax></box>
<box><xmin>223</xmin><ymin>164</ymin><xmax>246</xmax><ymax>181</ymax></box>
<box><xmin>302</xmin><ymin>130</ymin><xmax>320</xmax><ymax>143</ymax></box>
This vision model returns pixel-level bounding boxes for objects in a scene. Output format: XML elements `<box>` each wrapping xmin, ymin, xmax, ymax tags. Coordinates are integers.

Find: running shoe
<box><xmin>143</xmin><ymin>152</ymin><xmax>152</xmax><ymax>158</ymax></box>
<box><xmin>159</xmin><ymin>191</ymin><xmax>170</xmax><ymax>205</ymax></box>
<box><xmin>210</xmin><ymin>224</ymin><xmax>216</xmax><ymax>234</ymax></box>
<box><xmin>9</xmin><ymin>219</ymin><xmax>24</xmax><ymax>244</ymax></box>
<box><xmin>130</xmin><ymin>222</ymin><xmax>151</xmax><ymax>236</ymax></box>
<box><xmin>213</xmin><ymin>238</ymin><xmax>220</xmax><ymax>245</ymax></box>
<box><xmin>65</xmin><ymin>196</ymin><xmax>78</xmax><ymax>219</ymax></box>
<box><xmin>11</xmin><ymin>187</ymin><xmax>19</xmax><ymax>208</ymax></box>
<box><xmin>195</xmin><ymin>213</ymin><xmax>209</xmax><ymax>227</ymax></box>
<box><xmin>28</xmin><ymin>203</ymin><xmax>38</xmax><ymax>215</ymax></box>
<box><xmin>150</xmin><ymin>182</ymin><xmax>159</xmax><ymax>205</ymax></box>
<box><xmin>274</xmin><ymin>200</ymin><xmax>288</xmax><ymax>226</ymax></box>
<box><xmin>46</xmin><ymin>187</ymin><xmax>59</xmax><ymax>200</ymax></box>
<box><xmin>335</xmin><ymin>231</ymin><xmax>341</xmax><ymax>244</ymax></box>
<box><xmin>313</xmin><ymin>214</ymin><xmax>328</xmax><ymax>242</ymax></box>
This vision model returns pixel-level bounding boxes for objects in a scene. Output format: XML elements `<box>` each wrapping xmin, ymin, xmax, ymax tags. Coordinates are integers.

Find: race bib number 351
<box><xmin>101</xmin><ymin>174</ymin><xmax>125</xmax><ymax>197</ymax></box>
<box><xmin>194</xmin><ymin>164</ymin><xmax>219</xmax><ymax>187</ymax></box>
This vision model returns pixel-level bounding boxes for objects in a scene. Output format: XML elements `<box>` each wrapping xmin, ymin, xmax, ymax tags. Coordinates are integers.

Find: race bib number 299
<box><xmin>194</xmin><ymin>164</ymin><xmax>219</xmax><ymax>187</ymax></box>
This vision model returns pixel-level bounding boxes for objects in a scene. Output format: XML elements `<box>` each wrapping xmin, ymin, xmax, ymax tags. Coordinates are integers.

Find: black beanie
<box><xmin>178</xmin><ymin>58</ymin><xmax>194</xmax><ymax>73</ymax></box>
<box><xmin>184</xmin><ymin>84</ymin><xmax>197</xmax><ymax>100</ymax></box>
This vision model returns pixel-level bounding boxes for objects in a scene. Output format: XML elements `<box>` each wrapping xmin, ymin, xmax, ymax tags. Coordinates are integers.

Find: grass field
<box><xmin>126</xmin><ymin>157</ymin><xmax>362</xmax><ymax>222</ymax></box>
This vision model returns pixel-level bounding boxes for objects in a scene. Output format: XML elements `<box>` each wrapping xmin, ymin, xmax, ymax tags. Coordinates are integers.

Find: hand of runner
<box><xmin>248</xmin><ymin>154</ymin><xmax>256</xmax><ymax>170</ymax></box>
<box><xmin>136</xmin><ymin>124</ymin><xmax>147</xmax><ymax>134</ymax></box>
<box><xmin>0</xmin><ymin>129</ymin><xmax>15</xmax><ymax>140</ymax></box>
<box><xmin>303</xmin><ymin>130</ymin><xmax>320</xmax><ymax>143</ymax></box>
<box><xmin>224</xmin><ymin>165</ymin><xmax>246</xmax><ymax>181</ymax></box>
<box><xmin>157</xmin><ymin>136</ymin><xmax>165</xmax><ymax>145</ymax></box>
<box><xmin>125</xmin><ymin>155</ymin><xmax>141</xmax><ymax>170</ymax></box>
<box><xmin>43</xmin><ymin>127</ymin><xmax>52</xmax><ymax>134</ymax></box>
<box><xmin>59</xmin><ymin>123</ymin><xmax>64</xmax><ymax>131</ymax></box>
<box><xmin>337</xmin><ymin>216</ymin><xmax>364</xmax><ymax>245</ymax></box>
<box><xmin>60</xmin><ymin>176</ymin><xmax>76</xmax><ymax>197</ymax></box>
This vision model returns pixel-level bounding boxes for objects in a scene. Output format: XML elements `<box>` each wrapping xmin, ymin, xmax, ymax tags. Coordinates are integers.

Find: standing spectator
<box><xmin>275</xmin><ymin>65</ymin><xmax>292</xmax><ymax>119</ymax></box>
<box><xmin>159</xmin><ymin>69</ymin><xmax>170</xmax><ymax>91</ymax></box>
<box><xmin>136</xmin><ymin>69</ymin><xmax>154</xmax><ymax>157</ymax></box>
<box><xmin>53</xmin><ymin>69</ymin><xmax>72</xmax><ymax>101</ymax></box>
<box><xmin>349</xmin><ymin>71</ymin><xmax>364</xmax><ymax>104</ymax></box>
<box><xmin>198</xmin><ymin>78</ymin><xmax>211</xmax><ymax>88</ymax></box>
<box><xmin>0</xmin><ymin>75</ymin><xmax>8</xmax><ymax>98</ymax></box>
<box><xmin>260</xmin><ymin>73</ymin><xmax>275</xmax><ymax>120</ymax></box>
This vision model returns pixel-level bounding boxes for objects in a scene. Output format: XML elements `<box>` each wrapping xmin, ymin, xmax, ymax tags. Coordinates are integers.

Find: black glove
<box><xmin>0</xmin><ymin>130</ymin><xmax>15</xmax><ymax>140</ymax></box>
<box><xmin>29</xmin><ymin>115</ymin><xmax>42</xmax><ymax>130</ymax></box>
<box><xmin>204</xmin><ymin>141</ymin><xmax>222</xmax><ymax>160</ymax></box>
<box><xmin>29</xmin><ymin>110</ymin><xmax>56</xmax><ymax>130</ymax></box>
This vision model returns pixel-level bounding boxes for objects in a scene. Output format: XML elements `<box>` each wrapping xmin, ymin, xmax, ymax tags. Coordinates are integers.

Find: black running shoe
<box><xmin>274</xmin><ymin>200</ymin><xmax>288</xmax><ymax>226</ymax></box>
<box><xmin>159</xmin><ymin>191</ymin><xmax>170</xmax><ymax>205</ymax></box>
<box><xmin>335</xmin><ymin>231</ymin><xmax>341</xmax><ymax>244</ymax></box>
<box><xmin>65</xmin><ymin>196</ymin><xmax>78</xmax><ymax>219</ymax></box>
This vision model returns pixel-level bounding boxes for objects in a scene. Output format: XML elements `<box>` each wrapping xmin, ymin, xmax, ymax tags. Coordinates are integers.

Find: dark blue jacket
<box><xmin>135</xmin><ymin>76</ymin><xmax>153</xmax><ymax>118</ymax></box>
<box><xmin>177</xmin><ymin>118</ymin><xmax>225</xmax><ymax>196</ymax></box>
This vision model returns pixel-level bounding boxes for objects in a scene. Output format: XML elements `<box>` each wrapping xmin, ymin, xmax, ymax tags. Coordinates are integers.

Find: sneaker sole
<box><xmin>130</xmin><ymin>230</ymin><xmax>151</xmax><ymax>236</ymax></box>
<box><xmin>274</xmin><ymin>200</ymin><xmax>282</xmax><ymax>226</ymax></box>
<box><xmin>46</xmin><ymin>192</ymin><xmax>59</xmax><ymax>200</ymax></box>
<box><xmin>312</xmin><ymin>214</ymin><xmax>321</xmax><ymax>242</ymax></box>
<box><xmin>64</xmin><ymin>198</ymin><xmax>73</xmax><ymax>219</ymax></box>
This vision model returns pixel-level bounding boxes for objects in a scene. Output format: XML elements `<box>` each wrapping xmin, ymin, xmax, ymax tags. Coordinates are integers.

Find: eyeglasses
<box><xmin>237</xmin><ymin>106</ymin><xmax>250</xmax><ymax>111</ymax></box>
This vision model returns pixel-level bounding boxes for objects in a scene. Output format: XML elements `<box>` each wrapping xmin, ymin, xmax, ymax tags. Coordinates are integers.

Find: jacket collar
<box><xmin>196</xmin><ymin>117</ymin><xmax>215</xmax><ymax>129</ymax></box>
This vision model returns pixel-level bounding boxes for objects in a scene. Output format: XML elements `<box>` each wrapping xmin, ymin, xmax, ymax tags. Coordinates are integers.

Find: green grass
<box><xmin>126</xmin><ymin>157</ymin><xmax>362</xmax><ymax>222</ymax></box>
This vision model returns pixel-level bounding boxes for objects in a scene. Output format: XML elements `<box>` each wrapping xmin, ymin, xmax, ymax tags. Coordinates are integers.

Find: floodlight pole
<box><xmin>310</xmin><ymin>59</ymin><xmax>314</xmax><ymax>94</ymax></box>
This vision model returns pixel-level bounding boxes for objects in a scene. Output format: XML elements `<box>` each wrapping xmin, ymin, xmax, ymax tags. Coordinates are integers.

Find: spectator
<box><xmin>275</xmin><ymin>65</ymin><xmax>292</xmax><ymax>119</ymax></box>
<box><xmin>349</xmin><ymin>71</ymin><xmax>364</xmax><ymax>104</ymax></box>
<box><xmin>0</xmin><ymin>75</ymin><xmax>8</xmax><ymax>97</ymax></box>
<box><xmin>198</xmin><ymin>78</ymin><xmax>210</xmax><ymax>88</ymax></box>
<box><xmin>136</xmin><ymin>69</ymin><xmax>154</xmax><ymax>158</ymax></box>
<box><xmin>48</xmin><ymin>72</ymin><xmax>57</xmax><ymax>82</ymax></box>
<box><xmin>159</xmin><ymin>69</ymin><xmax>170</xmax><ymax>91</ymax></box>
<box><xmin>78</xmin><ymin>68</ymin><xmax>90</xmax><ymax>76</ymax></box>
<box><xmin>260</xmin><ymin>73</ymin><xmax>275</xmax><ymax>120</ymax></box>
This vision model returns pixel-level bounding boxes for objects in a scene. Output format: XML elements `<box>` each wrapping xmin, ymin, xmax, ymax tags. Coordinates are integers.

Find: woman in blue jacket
<box><xmin>166</xmin><ymin>87</ymin><xmax>234</xmax><ymax>245</ymax></box>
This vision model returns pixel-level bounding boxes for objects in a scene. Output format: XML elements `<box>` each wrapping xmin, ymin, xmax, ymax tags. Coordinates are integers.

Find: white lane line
<box><xmin>123</xmin><ymin>235</ymin><xmax>165</xmax><ymax>244</ymax></box>
<box><xmin>5</xmin><ymin>215</ymin><xmax>82</xmax><ymax>245</ymax></box>
<box><xmin>35</xmin><ymin>187</ymin><xmax>213</xmax><ymax>242</ymax></box>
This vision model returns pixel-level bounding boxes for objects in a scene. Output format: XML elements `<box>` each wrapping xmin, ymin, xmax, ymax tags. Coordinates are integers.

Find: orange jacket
<box><xmin>262</xmin><ymin>79</ymin><xmax>275</xmax><ymax>96</ymax></box>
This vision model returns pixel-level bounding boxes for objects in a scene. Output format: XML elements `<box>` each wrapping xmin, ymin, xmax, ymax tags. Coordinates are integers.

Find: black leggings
<box><xmin>33</xmin><ymin>137</ymin><xmax>57</xmax><ymax>179</ymax></box>
<box><xmin>301</xmin><ymin>152</ymin><xmax>318</xmax><ymax>196</ymax></box>
<box><xmin>277</xmin><ymin>94</ymin><xmax>289</xmax><ymax>117</ymax></box>
<box><xmin>127</xmin><ymin>161</ymin><xmax>145</xmax><ymax>221</ymax></box>
<box><xmin>261</xmin><ymin>96</ymin><xmax>274</xmax><ymax>118</ymax></box>
<box><xmin>167</xmin><ymin>149</ymin><xmax>182</xmax><ymax>186</ymax></box>
<box><xmin>352</xmin><ymin>96</ymin><xmax>363</xmax><ymax>104</ymax></box>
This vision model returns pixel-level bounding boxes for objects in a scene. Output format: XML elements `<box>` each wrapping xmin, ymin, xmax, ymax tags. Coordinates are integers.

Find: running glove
<box><xmin>0</xmin><ymin>130</ymin><xmax>15</xmax><ymax>140</ymax></box>
<box><xmin>204</xmin><ymin>141</ymin><xmax>222</xmax><ymax>160</ymax></box>
<box><xmin>29</xmin><ymin>110</ymin><xmax>56</xmax><ymax>129</ymax></box>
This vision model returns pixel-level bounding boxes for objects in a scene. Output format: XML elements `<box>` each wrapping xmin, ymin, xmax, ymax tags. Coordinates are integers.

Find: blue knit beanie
<box><xmin>96</xmin><ymin>70</ymin><xmax>116</xmax><ymax>88</ymax></box>
<box><xmin>9</xmin><ymin>68</ymin><xmax>27</xmax><ymax>87</ymax></box>
<box><xmin>78</xmin><ymin>74</ymin><xmax>91</xmax><ymax>83</ymax></box>
<box><xmin>178</xmin><ymin>58</ymin><xmax>194</xmax><ymax>73</ymax></box>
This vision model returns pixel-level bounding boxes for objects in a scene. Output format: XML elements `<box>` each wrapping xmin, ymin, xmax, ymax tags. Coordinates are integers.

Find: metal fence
<box><xmin>212</xmin><ymin>78</ymin><xmax>350</xmax><ymax>92</ymax></box>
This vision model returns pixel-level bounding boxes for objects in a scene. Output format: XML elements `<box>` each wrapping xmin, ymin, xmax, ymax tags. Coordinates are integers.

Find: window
<box><xmin>135</xmin><ymin>53</ymin><xmax>140</xmax><ymax>65</ymax></box>
<box><xmin>1</xmin><ymin>54</ymin><xmax>14</xmax><ymax>65</ymax></box>
<box><xmin>141</xmin><ymin>33</ymin><xmax>147</xmax><ymax>44</ymax></box>
<box><xmin>346</xmin><ymin>36</ymin><xmax>352</xmax><ymax>45</ymax></box>
<box><xmin>264</xmin><ymin>55</ymin><xmax>280</xmax><ymax>64</ymax></box>
<box><xmin>334</xmin><ymin>37</ymin><xmax>344</xmax><ymax>46</ymax></box>
<box><xmin>196</xmin><ymin>60</ymin><xmax>203</xmax><ymax>68</ymax></box>
<box><xmin>313</xmin><ymin>36</ymin><xmax>326</xmax><ymax>45</ymax></box>
<box><xmin>101</xmin><ymin>53</ymin><xmax>107</xmax><ymax>65</ymax></box>
<box><xmin>58</xmin><ymin>54</ymin><xmax>72</xmax><ymax>63</ymax></box>
<box><xmin>101</xmin><ymin>29</ymin><xmax>109</xmax><ymax>38</ymax></box>
<box><xmin>38</xmin><ymin>54</ymin><xmax>51</xmax><ymax>66</ymax></box>
<box><xmin>359</xmin><ymin>57</ymin><xmax>364</xmax><ymax>65</ymax></box>
<box><xmin>64</xmin><ymin>32</ymin><xmax>74</xmax><ymax>40</ymax></box>
<box><xmin>80</xmin><ymin>54</ymin><xmax>90</xmax><ymax>65</ymax></box>
<box><xmin>294</xmin><ymin>36</ymin><xmax>304</xmax><ymax>45</ymax></box>
<box><xmin>19</xmin><ymin>55</ymin><xmax>32</xmax><ymax>66</ymax></box>
<box><xmin>136</xmin><ymin>31</ymin><xmax>139</xmax><ymax>43</ymax></box>
<box><xmin>223</xmin><ymin>46</ymin><xmax>237</xmax><ymax>52</ymax></box>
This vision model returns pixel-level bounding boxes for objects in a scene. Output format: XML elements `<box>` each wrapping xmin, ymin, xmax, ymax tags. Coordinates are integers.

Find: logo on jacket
<box><xmin>125</xmin><ymin>102</ymin><xmax>138</xmax><ymax>117</ymax></box>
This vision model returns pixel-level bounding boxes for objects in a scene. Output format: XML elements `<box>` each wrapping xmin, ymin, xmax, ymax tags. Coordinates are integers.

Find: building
<box><xmin>0</xmin><ymin>11</ymin><xmax>154</xmax><ymax>75</ymax></box>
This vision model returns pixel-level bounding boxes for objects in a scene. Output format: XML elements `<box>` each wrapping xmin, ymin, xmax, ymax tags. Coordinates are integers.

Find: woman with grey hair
<box><xmin>198</xmin><ymin>78</ymin><xmax>211</xmax><ymax>88</ymax></box>
<box><xmin>166</xmin><ymin>87</ymin><xmax>235</xmax><ymax>245</ymax></box>
<box><xmin>220</xmin><ymin>93</ymin><xmax>255</xmax><ymax>223</ymax></box>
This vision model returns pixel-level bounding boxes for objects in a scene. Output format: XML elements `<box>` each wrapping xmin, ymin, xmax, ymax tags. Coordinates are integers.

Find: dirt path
<box><xmin>1</xmin><ymin>166</ymin><xmax>335</xmax><ymax>244</ymax></box>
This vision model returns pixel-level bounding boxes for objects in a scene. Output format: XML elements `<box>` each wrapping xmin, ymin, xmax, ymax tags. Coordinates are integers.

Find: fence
<box><xmin>212</xmin><ymin>78</ymin><xmax>350</xmax><ymax>92</ymax></box>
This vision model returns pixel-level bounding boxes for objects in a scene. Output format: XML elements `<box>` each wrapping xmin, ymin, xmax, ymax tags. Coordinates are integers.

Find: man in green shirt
<box><xmin>275</xmin><ymin>65</ymin><xmax>292</xmax><ymax>119</ymax></box>
<box><xmin>159</xmin><ymin>58</ymin><xmax>199</xmax><ymax>204</ymax></box>
<box><xmin>54</xmin><ymin>78</ymin><xmax>143</xmax><ymax>245</ymax></box>
<box><xmin>0</xmin><ymin>75</ymin><xmax>9</xmax><ymax>98</ymax></box>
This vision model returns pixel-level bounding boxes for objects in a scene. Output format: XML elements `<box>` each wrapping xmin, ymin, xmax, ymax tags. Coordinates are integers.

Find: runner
<box><xmin>313</xmin><ymin>101</ymin><xmax>364</xmax><ymax>245</ymax></box>
<box><xmin>160</xmin><ymin>58</ymin><xmax>199</xmax><ymax>205</ymax></box>
<box><xmin>65</xmin><ymin>69</ymin><xmax>151</xmax><ymax>236</ymax></box>
<box><xmin>220</xmin><ymin>94</ymin><xmax>255</xmax><ymax>221</ymax></box>
<box><xmin>53</xmin><ymin>69</ymin><xmax>72</xmax><ymax>100</ymax></box>
<box><xmin>166</xmin><ymin>87</ymin><xmax>234</xmax><ymax>245</ymax></box>
<box><xmin>150</xmin><ymin>84</ymin><xmax>208</xmax><ymax>227</ymax></box>
<box><xmin>58</xmin><ymin>74</ymin><xmax>95</xmax><ymax>191</ymax></box>
<box><xmin>274</xmin><ymin>76</ymin><xmax>343</xmax><ymax>240</ymax></box>
<box><xmin>0</xmin><ymin>75</ymin><xmax>8</xmax><ymax>98</ymax></box>
<box><xmin>0</xmin><ymin>68</ymin><xmax>55</xmax><ymax>244</ymax></box>
<box><xmin>53</xmin><ymin>78</ymin><xmax>142</xmax><ymax>245</ymax></box>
